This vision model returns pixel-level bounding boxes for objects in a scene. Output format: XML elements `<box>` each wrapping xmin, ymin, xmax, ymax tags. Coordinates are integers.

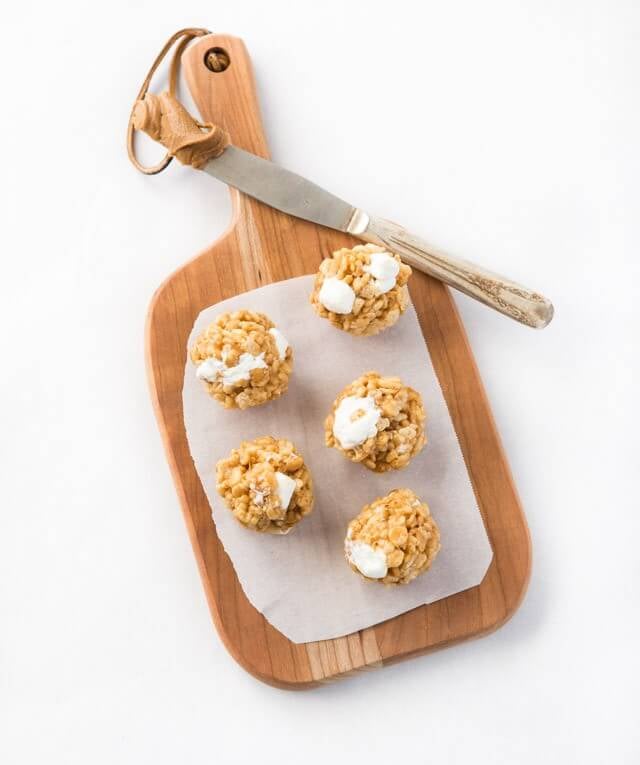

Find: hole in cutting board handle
<box><xmin>204</xmin><ymin>47</ymin><xmax>230</xmax><ymax>72</ymax></box>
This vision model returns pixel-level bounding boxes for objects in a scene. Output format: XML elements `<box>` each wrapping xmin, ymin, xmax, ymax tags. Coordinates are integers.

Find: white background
<box><xmin>1</xmin><ymin>1</ymin><xmax>639</xmax><ymax>762</ymax></box>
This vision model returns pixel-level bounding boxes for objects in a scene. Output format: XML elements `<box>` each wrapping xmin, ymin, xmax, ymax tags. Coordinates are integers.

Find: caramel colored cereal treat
<box><xmin>325</xmin><ymin>372</ymin><xmax>426</xmax><ymax>472</ymax></box>
<box><xmin>310</xmin><ymin>244</ymin><xmax>411</xmax><ymax>336</ymax></box>
<box><xmin>345</xmin><ymin>489</ymin><xmax>440</xmax><ymax>584</ymax></box>
<box><xmin>190</xmin><ymin>310</ymin><xmax>292</xmax><ymax>409</ymax></box>
<box><xmin>216</xmin><ymin>436</ymin><xmax>314</xmax><ymax>533</ymax></box>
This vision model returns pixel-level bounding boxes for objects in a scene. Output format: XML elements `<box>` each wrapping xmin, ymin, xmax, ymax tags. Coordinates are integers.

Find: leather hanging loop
<box><xmin>132</xmin><ymin>91</ymin><xmax>230</xmax><ymax>169</ymax></box>
<box><xmin>127</xmin><ymin>27</ymin><xmax>212</xmax><ymax>175</ymax></box>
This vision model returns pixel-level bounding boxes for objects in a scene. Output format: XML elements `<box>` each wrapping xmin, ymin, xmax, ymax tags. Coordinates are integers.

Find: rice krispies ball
<box><xmin>345</xmin><ymin>489</ymin><xmax>440</xmax><ymax>584</ymax></box>
<box><xmin>325</xmin><ymin>372</ymin><xmax>426</xmax><ymax>472</ymax></box>
<box><xmin>310</xmin><ymin>244</ymin><xmax>411</xmax><ymax>336</ymax></box>
<box><xmin>190</xmin><ymin>310</ymin><xmax>292</xmax><ymax>409</ymax></box>
<box><xmin>215</xmin><ymin>436</ymin><xmax>314</xmax><ymax>533</ymax></box>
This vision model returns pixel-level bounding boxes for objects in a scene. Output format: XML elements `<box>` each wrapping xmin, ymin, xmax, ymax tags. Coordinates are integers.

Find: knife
<box><xmin>203</xmin><ymin>146</ymin><xmax>553</xmax><ymax>328</ymax></box>
<box><xmin>131</xmin><ymin>92</ymin><xmax>554</xmax><ymax>329</ymax></box>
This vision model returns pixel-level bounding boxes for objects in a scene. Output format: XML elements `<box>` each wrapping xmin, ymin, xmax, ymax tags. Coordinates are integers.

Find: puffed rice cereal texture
<box><xmin>215</xmin><ymin>437</ymin><xmax>314</xmax><ymax>533</ymax></box>
<box><xmin>325</xmin><ymin>372</ymin><xmax>426</xmax><ymax>472</ymax></box>
<box><xmin>190</xmin><ymin>310</ymin><xmax>292</xmax><ymax>409</ymax></box>
<box><xmin>310</xmin><ymin>244</ymin><xmax>411</xmax><ymax>336</ymax></box>
<box><xmin>345</xmin><ymin>488</ymin><xmax>440</xmax><ymax>584</ymax></box>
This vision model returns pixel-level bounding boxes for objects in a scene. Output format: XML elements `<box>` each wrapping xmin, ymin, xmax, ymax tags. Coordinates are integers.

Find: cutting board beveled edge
<box><xmin>144</xmin><ymin>34</ymin><xmax>531</xmax><ymax>688</ymax></box>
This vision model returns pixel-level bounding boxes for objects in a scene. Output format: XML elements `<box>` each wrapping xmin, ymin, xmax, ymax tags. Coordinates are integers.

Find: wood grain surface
<box><xmin>145</xmin><ymin>33</ymin><xmax>531</xmax><ymax>688</ymax></box>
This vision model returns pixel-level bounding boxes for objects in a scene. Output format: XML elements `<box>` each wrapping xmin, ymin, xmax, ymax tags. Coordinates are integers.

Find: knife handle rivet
<box><xmin>204</xmin><ymin>47</ymin><xmax>230</xmax><ymax>73</ymax></box>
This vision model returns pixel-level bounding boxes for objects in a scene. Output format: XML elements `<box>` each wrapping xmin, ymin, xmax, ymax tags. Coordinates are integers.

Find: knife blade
<box><xmin>204</xmin><ymin>146</ymin><xmax>362</xmax><ymax>234</ymax></box>
<box><xmin>204</xmin><ymin>147</ymin><xmax>553</xmax><ymax>329</ymax></box>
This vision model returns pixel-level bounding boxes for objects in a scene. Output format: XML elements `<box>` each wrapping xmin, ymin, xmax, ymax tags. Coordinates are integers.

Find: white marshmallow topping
<box><xmin>318</xmin><ymin>277</ymin><xmax>356</xmax><ymax>314</ymax></box>
<box><xmin>346</xmin><ymin>540</ymin><xmax>388</xmax><ymax>579</ymax></box>
<box><xmin>364</xmin><ymin>251</ymin><xmax>400</xmax><ymax>294</ymax></box>
<box><xmin>274</xmin><ymin>471</ymin><xmax>296</xmax><ymax>509</ymax></box>
<box><xmin>196</xmin><ymin>352</ymin><xmax>267</xmax><ymax>385</ymax></box>
<box><xmin>332</xmin><ymin>395</ymin><xmax>381</xmax><ymax>450</ymax></box>
<box><xmin>268</xmin><ymin>327</ymin><xmax>289</xmax><ymax>360</ymax></box>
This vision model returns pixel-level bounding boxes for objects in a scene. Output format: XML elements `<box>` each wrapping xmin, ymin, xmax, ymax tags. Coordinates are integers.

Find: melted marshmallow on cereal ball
<box><xmin>310</xmin><ymin>244</ymin><xmax>411</xmax><ymax>336</ymax></box>
<box><xmin>345</xmin><ymin>489</ymin><xmax>440</xmax><ymax>585</ymax></box>
<box><xmin>325</xmin><ymin>372</ymin><xmax>426</xmax><ymax>472</ymax></box>
<box><xmin>190</xmin><ymin>310</ymin><xmax>292</xmax><ymax>409</ymax></box>
<box><xmin>216</xmin><ymin>437</ymin><xmax>314</xmax><ymax>533</ymax></box>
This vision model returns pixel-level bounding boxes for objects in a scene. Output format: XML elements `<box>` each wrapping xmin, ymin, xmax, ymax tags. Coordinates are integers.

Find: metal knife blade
<box><xmin>204</xmin><ymin>146</ymin><xmax>367</xmax><ymax>234</ymax></box>
<box><xmin>203</xmin><ymin>147</ymin><xmax>553</xmax><ymax>328</ymax></box>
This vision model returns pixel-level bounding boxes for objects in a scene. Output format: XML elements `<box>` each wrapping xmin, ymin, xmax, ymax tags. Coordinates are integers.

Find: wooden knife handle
<box><xmin>365</xmin><ymin>217</ymin><xmax>554</xmax><ymax>328</ymax></box>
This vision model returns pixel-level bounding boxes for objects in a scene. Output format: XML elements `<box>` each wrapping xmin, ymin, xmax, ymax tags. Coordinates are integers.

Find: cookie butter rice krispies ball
<box><xmin>345</xmin><ymin>489</ymin><xmax>440</xmax><ymax>584</ymax></box>
<box><xmin>216</xmin><ymin>437</ymin><xmax>313</xmax><ymax>533</ymax></box>
<box><xmin>325</xmin><ymin>372</ymin><xmax>426</xmax><ymax>472</ymax></box>
<box><xmin>310</xmin><ymin>244</ymin><xmax>411</xmax><ymax>336</ymax></box>
<box><xmin>190</xmin><ymin>310</ymin><xmax>292</xmax><ymax>409</ymax></box>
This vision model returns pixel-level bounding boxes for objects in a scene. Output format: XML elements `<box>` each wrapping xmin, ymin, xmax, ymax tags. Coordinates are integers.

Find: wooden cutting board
<box><xmin>145</xmin><ymin>33</ymin><xmax>531</xmax><ymax>688</ymax></box>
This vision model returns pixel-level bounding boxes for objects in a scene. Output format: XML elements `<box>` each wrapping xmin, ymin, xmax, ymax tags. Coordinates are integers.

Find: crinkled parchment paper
<box><xmin>182</xmin><ymin>275</ymin><xmax>492</xmax><ymax>643</ymax></box>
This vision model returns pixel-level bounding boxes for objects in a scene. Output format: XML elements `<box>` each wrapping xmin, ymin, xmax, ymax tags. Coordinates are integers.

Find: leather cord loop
<box><xmin>127</xmin><ymin>27</ymin><xmax>211</xmax><ymax>175</ymax></box>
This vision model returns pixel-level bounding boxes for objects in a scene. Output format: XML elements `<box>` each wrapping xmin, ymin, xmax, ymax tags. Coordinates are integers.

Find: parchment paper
<box><xmin>183</xmin><ymin>275</ymin><xmax>492</xmax><ymax>643</ymax></box>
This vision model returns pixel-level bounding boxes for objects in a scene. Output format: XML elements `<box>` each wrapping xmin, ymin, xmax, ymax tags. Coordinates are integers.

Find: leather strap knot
<box><xmin>127</xmin><ymin>27</ymin><xmax>230</xmax><ymax>174</ymax></box>
<box><xmin>132</xmin><ymin>92</ymin><xmax>229</xmax><ymax>169</ymax></box>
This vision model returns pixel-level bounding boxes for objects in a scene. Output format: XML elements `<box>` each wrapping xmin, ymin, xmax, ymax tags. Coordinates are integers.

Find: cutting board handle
<box><xmin>182</xmin><ymin>33</ymin><xmax>291</xmax><ymax>284</ymax></box>
<box><xmin>183</xmin><ymin>34</ymin><xmax>270</xmax><ymax>160</ymax></box>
